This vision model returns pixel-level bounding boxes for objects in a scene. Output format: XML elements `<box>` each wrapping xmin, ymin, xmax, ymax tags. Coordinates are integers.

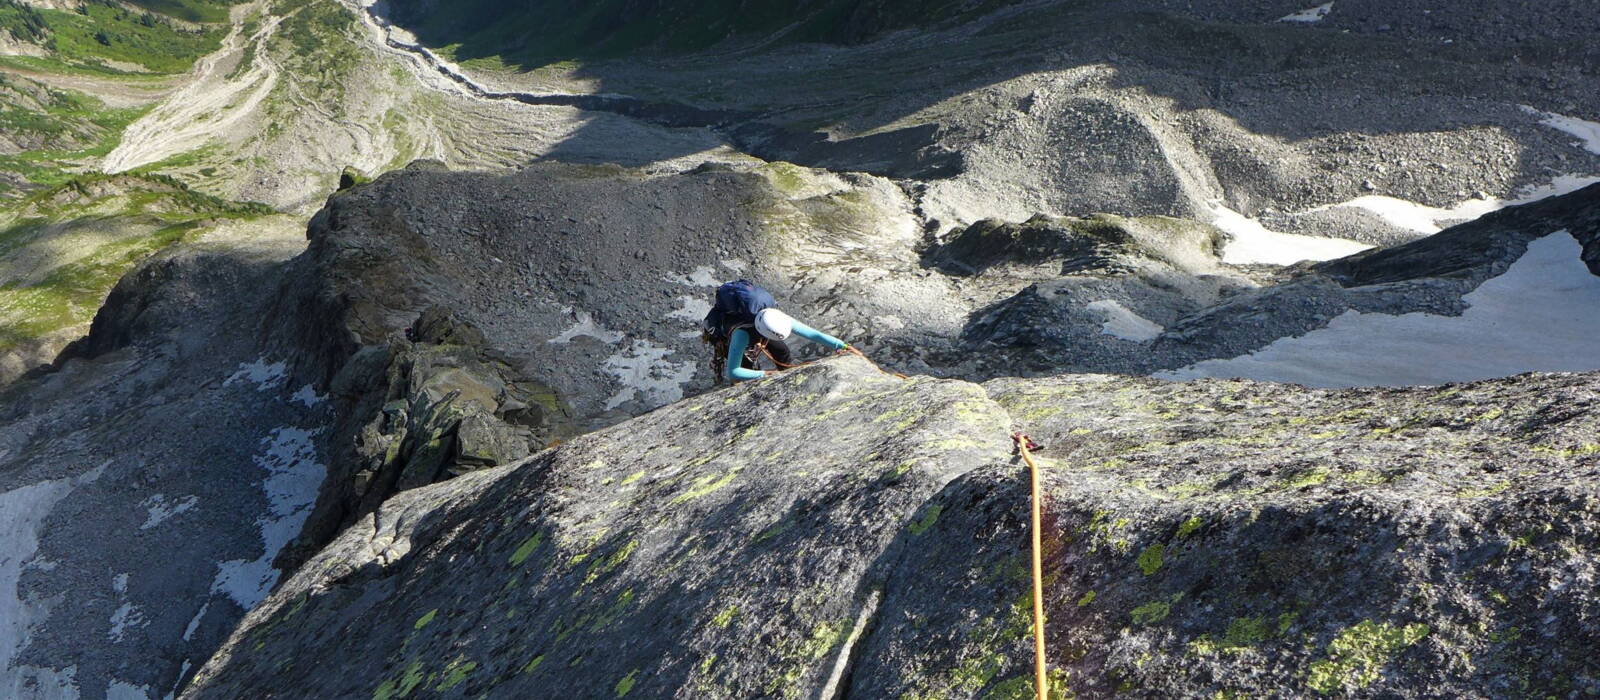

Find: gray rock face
<box><xmin>180</xmin><ymin>355</ymin><xmax>1600</xmax><ymax>698</ymax></box>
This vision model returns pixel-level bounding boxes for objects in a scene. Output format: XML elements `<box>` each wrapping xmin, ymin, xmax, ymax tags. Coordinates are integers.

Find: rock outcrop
<box><xmin>182</xmin><ymin>356</ymin><xmax>1600</xmax><ymax>698</ymax></box>
<box><xmin>0</xmin><ymin>219</ymin><xmax>329</xmax><ymax>699</ymax></box>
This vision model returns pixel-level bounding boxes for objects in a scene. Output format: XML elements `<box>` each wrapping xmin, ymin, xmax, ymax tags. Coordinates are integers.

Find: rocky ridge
<box><xmin>181</xmin><ymin>355</ymin><xmax>1600</xmax><ymax>698</ymax></box>
<box><xmin>1</xmin><ymin>0</ymin><xmax>1598</xmax><ymax>697</ymax></box>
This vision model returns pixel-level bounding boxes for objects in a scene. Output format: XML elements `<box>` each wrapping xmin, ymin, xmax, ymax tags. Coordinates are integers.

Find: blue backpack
<box><xmin>705</xmin><ymin>280</ymin><xmax>776</xmax><ymax>339</ymax></box>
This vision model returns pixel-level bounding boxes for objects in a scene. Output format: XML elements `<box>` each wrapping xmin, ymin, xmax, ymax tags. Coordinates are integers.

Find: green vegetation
<box><xmin>0</xmin><ymin>85</ymin><xmax>149</xmax><ymax>195</ymax></box>
<box><xmin>670</xmin><ymin>469</ymin><xmax>741</xmax><ymax>504</ymax></box>
<box><xmin>0</xmin><ymin>0</ymin><xmax>226</xmax><ymax>73</ymax></box>
<box><xmin>0</xmin><ymin>174</ymin><xmax>273</xmax><ymax>354</ymax></box>
<box><xmin>122</xmin><ymin>0</ymin><xmax>240</xmax><ymax>24</ymax></box>
<box><xmin>0</xmin><ymin>0</ymin><xmax>48</xmax><ymax>43</ymax></box>
<box><xmin>271</xmin><ymin>0</ymin><xmax>360</xmax><ymax>71</ymax></box>
<box><xmin>372</xmin><ymin>660</ymin><xmax>426</xmax><ymax>700</ymax></box>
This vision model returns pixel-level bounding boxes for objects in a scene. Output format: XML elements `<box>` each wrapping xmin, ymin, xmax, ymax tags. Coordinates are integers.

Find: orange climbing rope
<box><xmin>841</xmin><ymin>345</ymin><xmax>910</xmax><ymax>379</ymax></box>
<box><xmin>751</xmin><ymin>341</ymin><xmax>909</xmax><ymax>380</ymax></box>
<box><xmin>1013</xmin><ymin>432</ymin><xmax>1048</xmax><ymax>700</ymax></box>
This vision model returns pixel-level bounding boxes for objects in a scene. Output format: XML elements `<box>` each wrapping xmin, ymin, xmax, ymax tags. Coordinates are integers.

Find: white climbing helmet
<box><xmin>754</xmin><ymin>308</ymin><xmax>794</xmax><ymax>341</ymax></box>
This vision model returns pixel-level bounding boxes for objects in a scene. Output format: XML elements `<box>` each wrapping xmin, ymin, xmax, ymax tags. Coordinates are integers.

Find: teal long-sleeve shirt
<box><xmin>725</xmin><ymin>321</ymin><xmax>847</xmax><ymax>382</ymax></box>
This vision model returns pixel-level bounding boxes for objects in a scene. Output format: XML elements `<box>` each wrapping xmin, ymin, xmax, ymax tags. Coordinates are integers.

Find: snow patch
<box><xmin>1</xmin><ymin>464</ymin><xmax>106</xmax><ymax>690</ymax></box>
<box><xmin>675</xmin><ymin>266</ymin><xmax>722</xmax><ymax>287</ymax></box>
<box><xmin>139</xmin><ymin>494</ymin><xmax>198</xmax><ymax>530</ymax></box>
<box><xmin>1210</xmin><ymin>202</ymin><xmax>1372</xmax><ymax>265</ymax></box>
<box><xmin>1160</xmin><ymin>232</ymin><xmax>1600</xmax><ymax>387</ymax></box>
<box><xmin>223</xmin><ymin>359</ymin><xmax>287</xmax><ymax>391</ymax></box>
<box><xmin>1086</xmin><ymin>300</ymin><xmax>1164</xmax><ymax>342</ymax></box>
<box><xmin>602</xmin><ymin>341</ymin><xmax>699</xmax><ymax>411</ymax></box>
<box><xmin>1310</xmin><ymin>174</ymin><xmax>1600</xmax><ymax>234</ymax></box>
<box><xmin>289</xmin><ymin>384</ymin><xmax>326</xmax><ymax>408</ymax></box>
<box><xmin>1313</xmin><ymin>195</ymin><xmax>1494</xmax><ymax>234</ymax></box>
<box><xmin>1522</xmin><ymin>105</ymin><xmax>1600</xmax><ymax>155</ymax></box>
<box><xmin>1280</xmin><ymin>2</ymin><xmax>1333</xmax><ymax>22</ymax></box>
<box><xmin>181</xmin><ymin>602</ymin><xmax>208</xmax><ymax>642</ymax></box>
<box><xmin>162</xmin><ymin>660</ymin><xmax>192</xmax><ymax>700</ymax></box>
<box><xmin>107</xmin><ymin>603</ymin><xmax>146</xmax><ymax>643</ymax></box>
<box><xmin>105</xmin><ymin>679</ymin><xmax>151</xmax><ymax>700</ymax></box>
<box><xmin>549</xmin><ymin>309</ymin><xmax>624</xmax><ymax>345</ymax></box>
<box><xmin>720</xmin><ymin>259</ymin><xmax>748</xmax><ymax>273</ymax></box>
<box><xmin>667</xmin><ymin>296</ymin><xmax>712</xmax><ymax>323</ymax></box>
<box><xmin>210</xmin><ymin>427</ymin><xmax>325</xmax><ymax>610</ymax></box>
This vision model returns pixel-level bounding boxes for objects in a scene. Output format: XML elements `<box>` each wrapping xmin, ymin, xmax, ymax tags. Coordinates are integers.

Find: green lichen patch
<box><xmin>1076</xmin><ymin>590</ymin><xmax>1096</xmax><ymax>607</ymax></box>
<box><xmin>1136</xmin><ymin>544</ymin><xmax>1165</xmax><ymax>575</ymax></box>
<box><xmin>1281</xmin><ymin>468</ymin><xmax>1329</xmax><ymax>489</ymax></box>
<box><xmin>509</xmin><ymin>531</ymin><xmax>545</xmax><ymax>566</ymax></box>
<box><xmin>435</xmin><ymin>657</ymin><xmax>476</xmax><ymax>691</ymax></box>
<box><xmin>1223</xmin><ymin>616</ymin><xmax>1268</xmax><ymax>647</ymax></box>
<box><xmin>1131</xmin><ymin>599</ymin><xmax>1172</xmax><ymax>625</ymax></box>
<box><xmin>909</xmin><ymin>504</ymin><xmax>944</xmax><ymax>535</ymax></box>
<box><xmin>413</xmin><ymin>609</ymin><xmax>437</xmax><ymax>630</ymax></box>
<box><xmin>1456</xmin><ymin>481</ymin><xmax>1510</xmax><ymax>498</ymax></box>
<box><xmin>1084</xmin><ymin>510</ymin><xmax>1132</xmax><ymax>554</ymax></box>
<box><xmin>799</xmin><ymin>620</ymin><xmax>847</xmax><ymax>660</ymax></box>
<box><xmin>1176</xmin><ymin>516</ymin><xmax>1203</xmax><ymax>538</ymax></box>
<box><xmin>615</xmin><ymin>669</ymin><xmax>639</xmax><ymax>696</ymax></box>
<box><xmin>521</xmin><ymin>654</ymin><xmax>545</xmax><ymax>674</ymax></box>
<box><xmin>982</xmin><ymin>668</ymin><xmax>1071</xmax><ymax>700</ymax></box>
<box><xmin>583</xmin><ymin>539</ymin><xmax>639</xmax><ymax>585</ymax></box>
<box><xmin>373</xmin><ymin>660</ymin><xmax>426</xmax><ymax>700</ymax></box>
<box><xmin>670</xmin><ymin>469</ymin><xmax>742</xmax><ymax>504</ymax></box>
<box><xmin>1306</xmin><ymin>620</ymin><xmax>1430</xmax><ymax>694</ymax></box>
<box><xmin>589</xmin><ymin>588</ymin><xmax>636</xmax><ymax>631</ymax></box>
<box><xmin>711</xmin><ymin>604</ymin><xmax>739</xmax><ymax>627</ymax></box>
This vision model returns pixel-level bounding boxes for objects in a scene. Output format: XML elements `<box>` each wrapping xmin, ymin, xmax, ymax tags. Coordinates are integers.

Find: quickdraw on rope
<box><xmin>1012</xmin><ymin>432</ymin><xmax>1048</xmax><ymax>700</ymax></box>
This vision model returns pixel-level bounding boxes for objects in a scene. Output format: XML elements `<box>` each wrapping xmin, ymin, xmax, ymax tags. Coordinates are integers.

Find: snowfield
<box><xmin>1160</xmin><ymin>232</ymin><xmax>1600</xmax><ymax>387</ymax></box>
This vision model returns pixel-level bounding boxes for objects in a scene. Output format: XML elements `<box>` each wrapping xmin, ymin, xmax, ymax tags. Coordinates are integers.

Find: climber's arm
<box><xmin>790</xmin><ymin>320</ymin><xmax>848</xmax><ymax>351</ymax></box>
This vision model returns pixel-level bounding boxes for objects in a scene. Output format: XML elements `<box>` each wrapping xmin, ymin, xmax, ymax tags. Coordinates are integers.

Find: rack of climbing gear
<box><xmin>1013</xmin><ymin>432</ymin><xmax>1048</xmax><ymax>700</ymax></box>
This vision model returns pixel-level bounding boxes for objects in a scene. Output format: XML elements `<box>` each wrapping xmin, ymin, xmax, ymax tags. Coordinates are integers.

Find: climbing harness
<box><xmin>755</xmin><ymin>337</ymin><xmax>805</xmax><ymax>370</ymax></box>
<box><xmin>1012</xmin><ymin>432</ymin><xmax>1049</xmax><ymax>700</ymax></box>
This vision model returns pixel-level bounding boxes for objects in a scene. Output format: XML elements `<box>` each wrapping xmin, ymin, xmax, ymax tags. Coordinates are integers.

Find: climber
<box><xmin>701</xmin><ymin>279</ymin><xmax>848</xmax><ymax>382</ymax></box>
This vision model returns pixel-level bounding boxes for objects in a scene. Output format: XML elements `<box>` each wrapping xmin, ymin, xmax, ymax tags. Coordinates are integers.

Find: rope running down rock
<box><xmin>1013</xmin><ymin>432</ymin><xmax>1049</xmax><ymax>700</ymax></box>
